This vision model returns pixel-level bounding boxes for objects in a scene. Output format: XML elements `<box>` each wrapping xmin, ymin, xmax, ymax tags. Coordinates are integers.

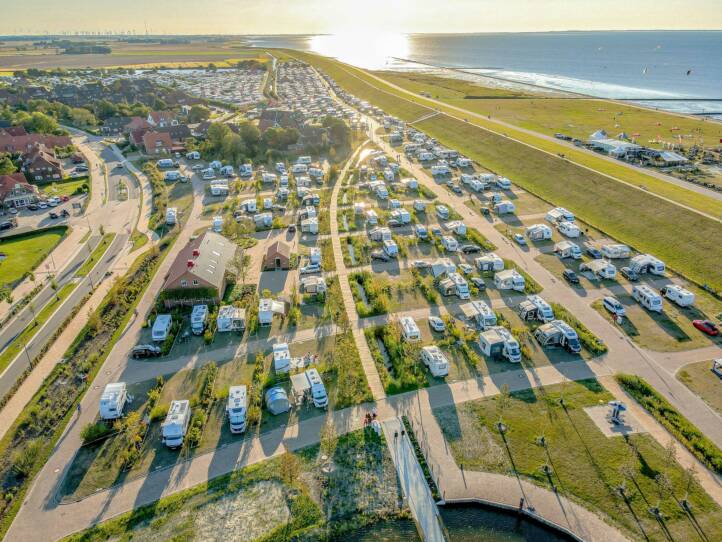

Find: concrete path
<box><xmin>382</xmin><ymin>417</ymin><xmax>446</xmax><ymax>542</ymax></box>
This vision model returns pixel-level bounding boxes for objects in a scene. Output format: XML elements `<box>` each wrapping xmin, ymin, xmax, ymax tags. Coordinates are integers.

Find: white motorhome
<box><xmin>216</xmin><ymin>305</ymin><xmax>245</xmax><ymax>332</ymax></box>
<box><xmin>162</xmin><ymin>400</ymin><xmax>191</xmax><ymax>449</ymax></box>
<box><xmin>383</xmin><ymin>239</ymin><xmax>399</xmax><ymax>257</ymax></box>
<box><xmin>494</xmin><ymin>269</ymin><xmax>525</xmax><ymax>292</ymax></box>
<box><xmin>554</xmin><ymin>240</ymin><xmax>582</xmax><ymax>259</ymax></box>
<box><xmin>661</xmin><ymin>285</ymin><xmax>695</xmax><ymax>307</ymax></box>
<box><xmin>242</xmin><ymin>198</ymin><xmax>257</xmax><ymax>213</ymax></box>
<box><xmin>202</xmin><ymin>168</ymin><xmax>216</xmax><ymax>180</ymax></box>
<box><xmin>580</xmin><ymin>259</ymin><xmax>617</xmax><ymax>280</ymax></box>
<box><xmin>441</xmin><ymin>235</ymin><xmax>459</xmax><ymax>252</ymax></box>
<box><xmin>527</xmin><ymin>295</ymin><xmax>555</xmax><ymax>322</ymax></box>
<box><xmin>421</xmin><ymin>346</ymin><xmax>449</xmax><ymax>377</ymax></box>
<box><xmin>478</xmin><ymin>327</ymin><xmax>522</xmax><ymax>363</ymax></box>
<box><xmin>164</xmin><ymin>170</ymin><xmax>181</xmax><ymax>182</ymax></box>
<box><xmin>630</xmin><ymin>254</ymin><xmax>666</xmax><ymax>276</ymax></box>
<box><xmin>212</xmin><ymin>215</ymin><xmax>223</xmax><ymax>233</ymax></box>
<box><xmin>438</xmin><ymin>272</ymin><xmax>470</xmax><ymax>299</ymax></box>
<box><xmin>190</xmin><ymin>304</ymin><xmax>209</xmax><ymax>335</ymax></box>
<box><xmin>185</xmin><ymin>151</ymin><xmax>200</xmax><ymax>160</ymax></box>
<box><xmin>306</xmin><ymin>369</ymin><xmax>329</xmax><ymax>408</ymax></box>
<box><xmin>545</xmin><ymin>207</ymin><xmax>575</xmax><ymax>224</ymax></box>
<box><xmin>165</xmin><ymin>207</ymin><xmax>177</xmax><ymax>226</ymax></box>
<box><xmin>632</xmin><ymin>285</ymin><xmax>663</xmax><ymax>312</ymax></box>
<box><xmin>152</xmin><ymin>314</ymin><xmax>172</xmax><ymax>342</ymax></box>
<box><xmin>400</xmin><ymin>316</ymin><xmax>421</xmax><ymax>341</ymax></box>
<box><xmin>495</xmin><ymin>176</ymin><xmax>512</xmax><ymax>189</ymax></box>
<box><xmin>273</xmin><ymin>342</ymin><xmax>291</xmax><ymax>373</ymax></box>
<box><xmin>156</xmin><ymin>158</ymin><xmax>174</xmax><ymax>169</ymax></box>
<box><xmin>99</xmin><ymin>382</ymin><xmax>127</xmax><ymax>421</ymax></box>
<box><xmin>459</xmin><ymin>300</ymin><xmax>497</xmax><ymax>330</ymax></box>
<box><xmin>534</xmin><ymin>320</ymin><xmax>582</xmax><ymax>354</ymax></box>
<box><xmin>494</xmin><ymin>200</ymin><xmax>515</xmax><ymax>215</ymax></box>
<box><xmin>435</xmin><ymin>205</ymin><xmax>450</xmax><ymax>220</ymax></box>
<box><xmin>601</xmin><ymin>244</ymin><xmax>631</xmax><ymax>259</ymax></box>
<box><xmin>226</xmin><ymin>385</ymin><xmax>247</xmax><ymax>434</ymax></box>
<box><xmin>457</xmin><ymin>157</ymin><xmax>472</xmax><ymax>167</ymax></box>
<box><xmin>557</xmin><ymin>221</ymin><xmax>581</xmax><ymax>238</ymax></box>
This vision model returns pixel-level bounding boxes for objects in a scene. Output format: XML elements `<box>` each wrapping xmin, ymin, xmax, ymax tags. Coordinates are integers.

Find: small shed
<box><xmin>264</xmin><ymin>241</ymin><xmax>291</xmax><ymax>270</ymax></box>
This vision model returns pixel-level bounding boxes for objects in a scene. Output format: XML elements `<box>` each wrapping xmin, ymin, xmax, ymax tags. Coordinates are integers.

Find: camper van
<box><xmin>534</xmin><ymin>320</ymin><xmax>582</xmax><ymax>354</ymax></box>
<box><xmin>164</xmin><ymin>170</ymin><xmax>181</xmax><ymax>182</ymax></box>
<box><xmin>151</xmin><ymin>314</ymin><xmax>172</xmax><ymax>342</ymax></box>
<box><xmin>202</xmin><ymin>168</ymin><xmax>215</xmax><ymax>180</ymax></box>
<box><xmin>212</xmin><ymin>215</ymin><xmax>223</xmax><ymax>233</ymax></box>
<box><xmin>459</xmin><ymin>300</ymin><xmax>497</xmax><ymax>330</ymax></box>
<box><xmin>478</xmin><ymin>327</ymin><xmax>522</xmax><ymax>363</ymax></box>
<box><xmin>185</xmin><ymin>151</ymin><xmax>200</xmax><ymax>160</ymax></box>
<box><xmin>226</xmin><ymin>385</ymin><xmax>248</xmax><ymax>434</ymax></box>
<box><xmin>400</xmin><ymin>316</ymin><xmax>421</xmax><ymax>341</ymax></box>
<box><xmin>156</xmin><ymin>158</ymin><xmax>174</xmax><ymax>169</ymax></box>
<box><xmin>162</xmin><ymin>400</ymin><xmax>191</xmax><ymax>449</ymax></box>
<box><xmin>660</xmin><ymin>285</ymin><xmax>695</xmax><ymax>307</ymax></box>
<box><xmin>527</xmin><ymin>295</ymin><xmax>555</xmax><ymax>322</ymax></box>
<box><xmin>190</xmin><ymin>304</ymin><xmax>209</xmax><ymax>335</ymax></box>
<box><xmin>495</xmin><ymin>176</ymin><xmax>512</xmax><ymax>189</ymax></box>
<box><xmin>99</xmin><ymin>382</ymin><xmax>127</xmax><ymax>421</ymax></box>
<box><xmin>165</xmin><ymin>207</ymin><xmax>177</xmax><ymax>226</ymax></box>
<box><xmin>494</xmin><ymin>269</ymin><xmax>525</xmax><ymax>292</ymax></box>
<box><xmin>632</xmin><ymin>285</ymin><xmax>663</xmax><ymax>312</ymax></box>
<box><xmin>601</xmin><ymin>244</ymin><xmax>631</xmax><ymax>259</ymax></box>
<box><xmin>306</xmin><ymin>369</ymin><xmax>329</xmax><ymax>408</ymax></box>
<box><xmin>557</xmin><ymin>221</ymin><xmax>581</xmax><ymax>238</ymax></box>
<box><xmin>630</xmin><ymin>254</ymin><xmax>666</xmax><ymax>276</ymax></box>
<box><xmin>545</xmin><ymin>207</ymin><xmax>575</xmax><ymax>224</ymax></box>
<box><xmin>421</xmin><ymin>346</ymin><xmax>450</xmax><ymax>377</ymax></box>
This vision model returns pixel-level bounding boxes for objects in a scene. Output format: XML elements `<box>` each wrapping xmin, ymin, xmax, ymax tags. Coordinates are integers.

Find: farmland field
<box><xmin>292</xmin><ymin>51</ymin><xmax>722</xmax><ymax>292</ymax></box>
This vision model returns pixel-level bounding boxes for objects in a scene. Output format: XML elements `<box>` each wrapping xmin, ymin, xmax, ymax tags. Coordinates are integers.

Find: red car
<box><xmin>61</xmin><ymin>195</ymin><xmax>69</xmax><ymax>202</ymax></box>
<box><xmin>693</xmin><ymin>320</ymin><xmax>719</xmax><ymax>336</ymax></box>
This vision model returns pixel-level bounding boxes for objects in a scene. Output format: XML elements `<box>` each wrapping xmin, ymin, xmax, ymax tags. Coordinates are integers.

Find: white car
<box><xmin>428</xmin><ymin>316</ymin><xmax>446</xmax><ymax>332</ymax></box>
<box><xmin>191</xmin><ymin>164</ymin><xmax>204</xmax><ymax>170</ymax></box>
<box><xmin>47</xmin><ymin>199</ymin><xmax>59</xmax><ymax>207</ymax></box>
<box><xmin>459</xmin><ymin>263</ymin><xmax>474</xmax><ymax>275</ymax></box>
<box><xmin>38</xmin><ymin>201</ymin><xmax>48</xmax><ymax>209</ymax></box>
<box><xmin>300</xmin><ymin>263</ymin><xmax>321</xmax><ymax>274</ymax></box>
<box><xmin>602</xmin><ymin>296</ymin><xmax>626</xmax><ymax>317</ymax></box>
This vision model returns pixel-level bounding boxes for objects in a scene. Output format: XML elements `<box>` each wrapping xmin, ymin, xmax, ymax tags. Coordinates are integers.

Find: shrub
<box><xmin>149</xmin><ymin>403</ymin><xmax>169</xmax><ymax>422</ymax></box>
<box><xmin>10</xmin><ymin>440</ymin><xmax>42</xmax><ymax>478</ymax></box>
<box><xmin>80</xmin><ymin>422</ymin><xmax>114</xmax><ymax>444</ymax></box>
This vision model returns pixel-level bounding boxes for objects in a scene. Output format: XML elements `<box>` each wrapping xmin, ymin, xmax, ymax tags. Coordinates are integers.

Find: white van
<box><xmin>191</xmin><ymin>304</ymin><xmax>209</xmax><ymax>335</ymax></box>
<box><xmin>212</xmin><ymin>215</ymin><xmax>223</xmax><ymax>233</ymax></box>
<box><xmin>152</xmin><ymin>314</ymin><xmax>172</xmax><ymax>342</ymax></box>
<box><xmin>226</xmin><ymin>385</ymin><xmax>247</xmax><ymax>434</ymax></box>
<box><xmin>306</xmin><ymin>369</ymin><xmax>328</xmax><ymax>409</ymax></box>
<box><xmin>99</xmin><ymin>382</ymin><xmax>127</xmax><ymax>421</ymax></box>
<box><xmin>632</xmin><ymin>285</ymin><xmax>663</xmax><ymax>312</ymax></box>
<box><xmin>162</xmin><ymin>400</ymin><xmax>191</xmax><ymax>449</ymax></box>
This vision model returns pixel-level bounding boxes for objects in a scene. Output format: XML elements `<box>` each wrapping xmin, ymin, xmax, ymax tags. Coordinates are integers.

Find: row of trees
<box><xmin>198</xmin><ymin>120</ymin><xmax>299</xmax><ymax>165</ymax></box>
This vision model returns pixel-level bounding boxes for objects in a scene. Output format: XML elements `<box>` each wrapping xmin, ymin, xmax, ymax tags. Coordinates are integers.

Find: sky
<box><xmin>1</xmin><ymin>0</ymin><xmax>722</xmax><ymax>35</ymax></box>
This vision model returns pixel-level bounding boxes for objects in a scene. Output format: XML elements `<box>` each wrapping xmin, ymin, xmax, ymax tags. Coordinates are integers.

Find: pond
<box><xmin>342</xmin><ymin>503</ymin><xmax>573</xmax><ymax>542</ymax></box>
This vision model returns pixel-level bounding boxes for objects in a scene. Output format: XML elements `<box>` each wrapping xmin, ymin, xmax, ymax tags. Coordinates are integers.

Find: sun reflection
<box><xmin>310</xmin><ymin>32</ymin><xmax>409</xmax><ymax>70</ymax></box>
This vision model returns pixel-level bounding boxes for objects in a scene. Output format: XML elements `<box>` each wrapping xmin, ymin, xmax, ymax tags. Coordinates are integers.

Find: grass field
<box><xmin>75</xmin><ymin>233</ymin><xmax>115</xmax><ymax>277</ymax></box>
<box><xmin>0</xmin><ymin>226</ymin><xmax>68</xmax><ymax>287</ymax></box>
<box><xmin>677</xmin><ymin>361</ymin><xmax>722</xmax><ymax>416</ymax></box>
<box><xmin>434</xmin><ymin>379</ymin><xmax>722</xmax><ymax>541</ymax></box>
<box><xmin>380</xmin><ymin>71</ymin><xmax>722</xmax><ymax>150</ymax></box>
<box><xmin>40</xmin><ymin>178</ymin><xmax>88</xmax><ymax>198</ymax></box>
<box><xmin>0</xmin><ymin>282</ymin><xmax>75</xmax><ymax>374</ymax></box>
<box><xmin>293</xmin><ymin>51</ymin><xmax>722</xmax><ymax>292</ymax></box>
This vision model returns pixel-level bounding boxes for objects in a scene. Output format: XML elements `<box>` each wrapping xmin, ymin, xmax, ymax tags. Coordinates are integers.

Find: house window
<box><xmin>192</xmin><ymin>279</ymin><xmax>199</xmax><ymax>286</ymax></box>
<box><xmin>180</xmin><ymin>280</ymin><xmax>188</xmax><ymax>287</ymax></box>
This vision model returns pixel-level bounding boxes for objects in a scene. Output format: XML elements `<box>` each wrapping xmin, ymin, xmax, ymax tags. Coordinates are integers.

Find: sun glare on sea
<box><xmin>310</xmin><ymin>32</ymin><xmax>409</xmax><ymax>70</ymax></box>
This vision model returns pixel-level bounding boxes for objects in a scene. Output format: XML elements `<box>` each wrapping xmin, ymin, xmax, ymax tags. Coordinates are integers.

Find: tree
<box><xmin>50</xmin><ymin>278</ymin><xmax>59</xmax><ymax>301</ymax></box>
<box><xmin>188</xmin><ymin>105</ymin><xmax>211</xmax><ymax>123</ymax></box>
<box><xmin>221</xmin><ymin>132</ymin><xmax>246</xmax><ymax>164</ymax></box>
<box><xmin>70</xmin><ymin>107</ymin><xmax>97</xmax><ymax>127</ymax></box>
<box><xmin>22</xmin><ymin>111</ymin><xmax>59</xmax><ymax>134</ymax></box>
<box><xmin>93</xmin><ymin>99</ymin><xmax>118</xmax><ymax>120</ymax></box>
<box><xmin>0</xmin><ymin>155</ymin><xmax>16</xmax><ymax>175</ymax></box>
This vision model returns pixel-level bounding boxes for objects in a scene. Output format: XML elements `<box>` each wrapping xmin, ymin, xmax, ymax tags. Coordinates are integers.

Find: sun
<box><xmin>310</xmin><ymin>32</ymin><xmax>409</xmax><ymax>70</ymax></box>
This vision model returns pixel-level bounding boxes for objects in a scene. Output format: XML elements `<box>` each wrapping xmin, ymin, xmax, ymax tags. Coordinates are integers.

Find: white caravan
<box><xmin>190</xmin><ymin>304</ymin><xmax>209</xmax><ymax>335</ymax></box>
<box><xmin>162</xmin><ymin>400</ymin><xmax>191</xmax><ymax>449</ymax></box>
<box><xmin>226</xmin><ymin>385</ymin><xmax>247</xmax><ymax>434</ymax></box>
<box><xmin>421</xmin><ymin>346</ymin><xmax>450</xmax><ymax>377</ymax></box>
<box><xmin>661</xmin><ymin>285</ymin><xmax>695</xmax><ymax>307</ymax></box>
<box><xmin>601</xmin><ymin>244</ymin><xmax>631</xmax><ymax>259</ymax></box>
<box><xmin>478</xmin><ymin>327</ymin><xmax>522</xmax><ymax>363</ymax></box>
<box><xmin>99</xmin><ymin>382</ymin><xmax>127</xmax><ymax>421</ymax></box>
<box><xmin>630</xmin><ymin>254</ymin><xmax>666</xmax><ymax>276</ymax></box>
<box><xmin>632</xmin><ymin>285</ymin><xmax>663</xmax><ymax>312</ymax></box>
<box><xmin>151</xmin><ymin>314</ymin><xmax>172</xmax><ymax>342</ymax></box>
<box><xmin>534</xmin><ymin>320</ymin><xmax>582</xmax><ymax>354</ymax></box>
<box><xmin>400</xmin><ymin>316</ymin><xmax>421</xmax><ymax>341</ymax></box>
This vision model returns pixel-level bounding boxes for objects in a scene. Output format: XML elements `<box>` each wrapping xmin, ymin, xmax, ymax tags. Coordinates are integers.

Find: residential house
<box><xmin>0</xmin><ymin>173</ymin><xmax>39</xmax><ymax>209</ymax></box>
<box><xmin>100</xmin><ymin>116</ymin><xmax>133</xmax><ymax>136</ymax></box>
<box><xmin>147</xmin><ymin>111</ymin><xmax>178</xmax><ymax>128</ymax></box>
<box><xmin>142</xmin><ymin>131</ymin><xmax>174</xmax><ymax>155</ymax></box>
<box><xmin>161</xmin><ymin>231</ymin><xmax>236</xmax><ymax>308</ymax></box>
<box><xmin>24</xmin><ymin>144</ymin><xmax>63</xmax><ymax>182</ymax></box>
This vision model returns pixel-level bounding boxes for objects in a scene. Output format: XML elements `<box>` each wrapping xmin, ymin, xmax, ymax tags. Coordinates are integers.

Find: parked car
<box><xmin>287</xmin><ymin>224</ymin><xmax>296</xmax><ymax>233</ymax></box>
<box><xmin>48</xmin><ymin>211</ymin><xmax>59</xmax><ymax>219</ymax></box>
<box><xmin>470</xmin><ymin>277</ymin><xmax>486</xmax><ymax>290</ymax></box>
<box><xmin>430</xmin><ymin>226</ymin><xmax>442</xmax><ymax>237</ymax></box>
<box><xmin>7</xmin><ymin>208</ymin><xmax>17</xmax><ymax>215</ymax></box>
<box><xmin>300</xmin><ymin>263</ymin><xmax>321</xmax><ymax>274</ymax></box>
<box><xmin>371</xmin><ymin>250</ymin><xmax>390</xmax><ymax>262</ymax></box>
<box><xmin>38</xmin><ymin>201</ymin><xmax>47</xmax><ymax>209</ymax></box>
<box><xmin>452</xmin><ymin>185</ymin><xmax>463</xmax><ymax>195</ymax></box>
<box><xmin>191</xmin><ymin>164</ymin><xmax>204</xmax><ymax>170</ymax></box>
<box><xmin>459</xmin><ymin>263</ymin><xmax>474</xmax><ymax>275</ymax></box>
<box><xmin>562</xmin><ymin>269</ymin><xmax>580</xmax><ymax>284</ymax></box>
<box><xmin>586</xmin><ymin>246</ymin><xmax>602</xmax><ymax>259</ymax></box>
<box><xmin>428</xmin><ymin>316</ymin><xmax>446</xmax><ymax>332</ymax></box>
<box><xmin>620</xmin><ymin>266</ymin><xmax>639</xmax><ymax>281</ymax></box>
<box><xmin>27</xmin><ymin>203</ymin><xmax>38</xmax><ymax>211</ymax></box>
<box><xmin>0</xmin><ymin>220</ymin><xmax>15</xmax><ymax>231</ymax></box>
<box><xmin>693</xmin><ymin>320</ymin><xmax>719</xmax><ymax>336</ymax></box>
<box><xmin>412</xmin><ymin>260</ymin><xmax>430</xmax><ymax>269</ymax></box>
<box><xmin>386</xmin><ymin>219</ymin><xmax>402</xmax><ymax>228</ymax></box>
<box><xmin>131</xmin><ymin>344</ymin><xmax>162</xmax><ymax>359</ymax></box>
<box><xmin>61</xmin><ymin>195</ymin><xmax>69</xmax><ymax>202</ymax></box>
<box><xmin>481</xmin><ymin>207</ymin><xmax>491</xmax><ymax>216</ymax></box>
<box><xmin>602</xmin><ymin>296</ymin><xmax>626</xmax><ymax>317</ymax></box>
<box><xmin>513</xmin><ymin>233</ymin><xmax>526</xmax><ymax>246</ymax></box>
<box><xmin>460</xmin><ymin>244</ymin><xmax>481</xmax><ymax>254</ymax></box>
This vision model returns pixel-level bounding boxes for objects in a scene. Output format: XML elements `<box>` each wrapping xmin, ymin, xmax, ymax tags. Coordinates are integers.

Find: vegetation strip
<box><xmin>75</xmin><ymin>233</ymin><xmax>115</xmax><ymax>277</ymax></box>
<box><xmin>616</xmin><ymin>374</ymin><xmax>722</xmax><ymax>475</ymax></box>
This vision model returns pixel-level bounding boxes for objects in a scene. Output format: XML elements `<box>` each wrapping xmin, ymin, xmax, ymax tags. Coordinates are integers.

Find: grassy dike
<box><xmin>0</xmin><ymin>238</ymin><xmax>176</xmax><ymax>539</ymax></box>
<box><xmin>291</xmin><ymin>51</ymin><xmax>722</xmax><ymax>292</ymax></box>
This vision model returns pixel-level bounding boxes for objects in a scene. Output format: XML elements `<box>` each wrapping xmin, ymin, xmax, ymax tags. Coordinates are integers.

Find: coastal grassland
<box><xmin>0</xmin><ymin>226</ymin><xmax>68</xmax><ymax>287</ymax></box>
<box><xmin>294</xmin><ymin>52</ymin><xmax>722</xmax><ymax>291</ymax></box>
<box><xmin>434</xmin><ymin>379</ymin><xmax>722</xmax><ymax>542</ymax></box>
<box><xmin>62</xmin><ymin>429</ymin><xmax>406</xmax><ymax>542</ymax></box>
<box><xmin>379</xmin><ymin>71</ymin><xmax>722</xmax><ymax>149</ymax></box>
<box><xmin>677</xmin><ymin>360</ymin><xmax>722</xmax><ymax>416</ymax></box>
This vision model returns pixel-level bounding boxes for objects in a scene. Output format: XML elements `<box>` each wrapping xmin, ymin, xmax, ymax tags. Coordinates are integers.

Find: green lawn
<box><xmin>677</xmin><ymin>360</ymin><xmax>722</xmax><ymax>416</ymax></box>
<box><xmin>434</xmin><ymin>380</ymin><xmax>722</xmax><ymax>542</ymax></box>
<box><xmin>0</xmin><ymin>226</ymin><xmax>68</xmax><ymax>287</ymax></box>
<box><xmin>129</xmin><ymin>229</ymin><xmax>148</xmax><ymax>253</ymax></box>
<box><xmin>295</xmin><ymin>52</ymin><xmax>722</xmax><ymax>292</ymax></box>
<box><xmin>39</xmin><ymin>178</ymin><xmax>88</xmax><ymax>198</ymax></box>
<box><xmin>75</xmin><ymin>234</ymin><xmax>115</xmax><ymax>277</ymax></box>
<box><xmin>0</xmin><ymin>282</ymin><xmax>75</xmax><ymax>373</ymax></box>
<box><xmin>62</xmin><ymin>429</ymin><xmax>405</xmax><ymax>542</ymax></box>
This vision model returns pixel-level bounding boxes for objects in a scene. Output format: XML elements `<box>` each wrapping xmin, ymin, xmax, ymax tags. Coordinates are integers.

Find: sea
<box><xmin>245</xmin><ymin>31</ymin><xmax>722</xmax><ymax>119</ymax></box>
